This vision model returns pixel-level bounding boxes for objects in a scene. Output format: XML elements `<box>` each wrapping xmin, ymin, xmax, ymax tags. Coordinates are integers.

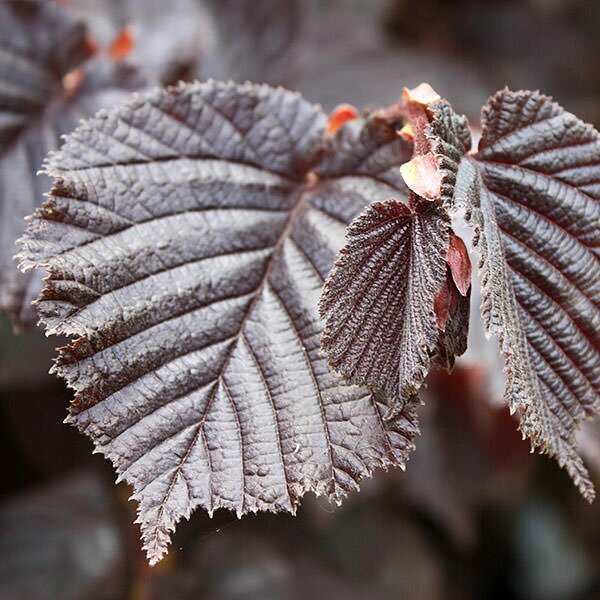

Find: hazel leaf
<box><xmin>18</xmin><ymin>80</ymin><xmax>422</xmax><ymax>564</ymax></box>
<box><xmin>319</xmin><ymin>198</ymin><xmax>451</xmax><ymax>412</ymax></box>
<box><xmin>456</xmin><ymin>89</ymin><xmax>600</xmax><ymax>500</ymax></box>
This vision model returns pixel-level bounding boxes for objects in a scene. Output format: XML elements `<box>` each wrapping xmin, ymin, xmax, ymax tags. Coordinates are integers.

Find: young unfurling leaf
<box><xmin>18</xmin><ymin>81</ymin><xmax>420</xmax><ymax>564</ymax></box>
<box><xmin>399</xmin><ymin>153</ymin><xmax>442</xmax><ymax>200</ymax></box>
<box><xmin>447</xmin><ymin>233</ymin><xmax>472</xmax><ymax>297</ymax></box>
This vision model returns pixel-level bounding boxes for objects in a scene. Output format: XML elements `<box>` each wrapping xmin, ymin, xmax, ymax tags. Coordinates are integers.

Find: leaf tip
<box><xmin>326</xmin><ymin>103</ymin><xmax>360</xmax><ymax>136</ymax></box>
<box><xmin>403</xmin><ymin>83</ymin><xmax>441</xmax><ymax>107</ymax></box>
<box><xmin>108</xmin><ymin>26</ymin><xmax>134</xmax><ymax>60</ymax></box>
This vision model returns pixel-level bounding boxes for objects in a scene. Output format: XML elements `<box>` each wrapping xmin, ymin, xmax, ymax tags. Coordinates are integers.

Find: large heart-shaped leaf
<box><xmin>18</xmin><ymin>80</ymin><xmax>421</xmax><ymax>564</ymax></box>
<box><xmin>454</xmin><ymin>89</ymin><xmax>600</xmax><ymax>499</ymax></box>
<box><xmin>0</xmin><ymin>0</ymin><xmax>144</xmax><ymax>326</ymax></box>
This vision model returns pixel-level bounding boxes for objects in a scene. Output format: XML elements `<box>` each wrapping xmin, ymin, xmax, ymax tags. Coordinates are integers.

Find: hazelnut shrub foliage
<box><xmin>7</xmin><ymin>15</ymin><xmax>599</xmax><ymax>568</ymax></box>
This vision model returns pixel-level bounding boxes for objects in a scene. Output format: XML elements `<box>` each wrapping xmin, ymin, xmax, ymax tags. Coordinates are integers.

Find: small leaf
<box><xmin>455</xmin><ymin>89</ymin><xmax>600</xmax><ymax>500</ymax></box>
<box><xmin>448</xmin><ymin>233</ymin><xmax>471</xmax><ymax>296</ymax></box>
<box><xmin>107</xmin><ymin>27</ymin><xmax>134</xmax><ymax>60</ymax></box>
<box><xmin>0</xmin><ymin>0</ymin><xmax>145</xmax><ymax>327</ymax></box>
<box><xmin>319</xmin><ymin>88</ymin><xmax>471</xmax><ymax>410</ymax></box>
<box><xmin>400</xmin><ymin>153</ymin><xmax>442</xmax><ymax>200</ymax></box>
<box><xmin>320</xmin><ymin>199</ymin><xmax>450</xmax><ymax>411</ymax></box>
<box><xmin>434</xmin><ymin>274</ymin><xmax>456</xmax><ymax>332</ymax></box>
<box><xmin>326</xmin><ymin>103</ymin><xmax>360</xmax><ymax>136</ymax></box>
<box><xmin>403</xmin><ymin>82</ymin><xmax>441</xmax><ymax>107</ymax></box>
<box><xmin>18</xmin><ymin>81</ymin><xmax>422</xmax><ymax>564</ymax></box>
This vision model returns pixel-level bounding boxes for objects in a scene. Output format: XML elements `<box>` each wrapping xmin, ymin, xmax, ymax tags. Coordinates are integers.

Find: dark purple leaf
<box><xmin>319</xmin><ymin>199</ymin><xmax>450</xmax><ymax>413</ymax></box>
<box><xmin>455</xmin><ymin>89</ymin><xmax>600</xmax><ymax>500</ymax></box>
<box><xmin>0</xmin><ymin>0</ymin><xmax>144</xmax><ymax>327</ymax></box>
<box><xmin>18</xmin><ymin>80</ymin><xmax>421</xmax><ymax>564</ymax></box>
<box><xmin>319</xmin><ymin>89</ymin><xmax>471</xmax><ymax>411</ymax></box>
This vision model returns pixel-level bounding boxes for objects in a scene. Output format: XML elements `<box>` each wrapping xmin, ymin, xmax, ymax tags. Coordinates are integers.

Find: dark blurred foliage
<box><xmin>300</xmin><ymin>0</ymin><xmax>600</xmax><ymax>125</ymax></box>
<box><xmin>1</xmin><ymin>0</ymin><xmax>599</xmax><ymax>598</ymax></box>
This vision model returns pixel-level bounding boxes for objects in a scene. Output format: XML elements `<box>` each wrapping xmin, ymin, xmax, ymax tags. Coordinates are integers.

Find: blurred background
<box><xmin>1</xmin><ymin>0</ymin><xmax>599</xmax><ymax>598</ymax></box>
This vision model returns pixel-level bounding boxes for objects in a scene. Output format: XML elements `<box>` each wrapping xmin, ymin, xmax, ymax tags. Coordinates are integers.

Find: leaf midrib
<box><xmin>143</xmin><ymin>176</ymin><xmax>325</xmax><ymax>552</ymax></box>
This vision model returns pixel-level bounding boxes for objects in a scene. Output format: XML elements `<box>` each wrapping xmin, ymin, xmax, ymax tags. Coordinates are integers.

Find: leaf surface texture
<box><xmin>456</xmin><ymin>89</ymin><xmax>600</xmax><ymax>499</ymax></box>
<box><xmin>19</xmin><ymin>80</ymin><xmax>420</xmax><ymax>564</ymax></box>
<box><xmin>319</xmin><ymin>199</ymin><xmax>450</xmax><ymax>410</ymax></box>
